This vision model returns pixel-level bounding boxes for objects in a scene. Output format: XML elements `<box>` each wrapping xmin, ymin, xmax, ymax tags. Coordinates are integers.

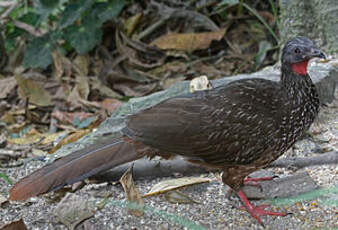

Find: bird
<box><xmin>9</xmin><ymin>36</ymin><xmax>325</xmax><ymax>225</ymax></box>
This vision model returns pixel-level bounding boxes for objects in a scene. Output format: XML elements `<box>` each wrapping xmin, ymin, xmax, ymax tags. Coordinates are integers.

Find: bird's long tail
<box><xmin>9</xmin><ymin>138</ymin><xmax>142</xmax><ymax>201</ymax></box>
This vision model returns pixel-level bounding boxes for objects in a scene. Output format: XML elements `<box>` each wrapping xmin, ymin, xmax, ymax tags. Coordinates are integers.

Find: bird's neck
<box><xmin>280</xmin><ymin>63</ymin><xmax>320</xmax><ymax>118</ymax></box>
<box><xmin>281</xmin><ymin>63</ymin><xmax>314</xmax><ymax>94</ymax></box>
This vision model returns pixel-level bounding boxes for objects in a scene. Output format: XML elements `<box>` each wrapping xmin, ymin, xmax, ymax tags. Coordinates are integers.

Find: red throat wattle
<box><xmin>291</xmin><ymin>60</ymin><xmax>309</xmax><ymax>75</ymax></box>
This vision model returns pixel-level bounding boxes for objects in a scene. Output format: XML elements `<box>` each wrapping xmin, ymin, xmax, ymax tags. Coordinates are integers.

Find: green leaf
<box><xmin>0</xmin><ymin>173</ymin><xmax>12</xmax><ymax>185</ymax></box>
<box><xmin>91</xmin><ymin>0</ymin><xmax>125</xmax><ymax>24</ymax></box>
<box><xmin>60</xmin><ymin>0</ymin><xmax>94</xmax><ymax>29</ymax></box>
<box><xmin>23</xmin><ymin>34</ymin><xmax>53</xmax><ymax>68</ymax></box>
<box><xmin>34</xmin><ymin>0</ymin><xmax>62</xmax><ymax>22</ymax></box>
<box><xmin>18</xmin><ymin>12</ymin><xmax>41</xmax><ymax>27</ymax></box>
<box><xmin>39</xmin><ymin>0</ymin><xmax>60</xmax><ymax>9</ymax></box>
<box><xmin>64</xmin><ymin>23</ymin><xmax>102</xmax><ymax>54</ymax></box>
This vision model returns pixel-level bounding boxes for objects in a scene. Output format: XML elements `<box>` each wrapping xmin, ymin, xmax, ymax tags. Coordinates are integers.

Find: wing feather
<box><xmin>123</xmin><ymin>79</ymin><xmax>288</xmax><ymax>166</ymax></box>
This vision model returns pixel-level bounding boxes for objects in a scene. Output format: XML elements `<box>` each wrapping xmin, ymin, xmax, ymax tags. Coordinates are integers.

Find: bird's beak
<box><xmin>308</xmin><ymin>47</ymin><xmax>326</xmax><ymax>59</ymax></box>
<box><xmin>318</xmin><ymin>51</ymin><xmax>326</xmax><ymax>59</ymax></box>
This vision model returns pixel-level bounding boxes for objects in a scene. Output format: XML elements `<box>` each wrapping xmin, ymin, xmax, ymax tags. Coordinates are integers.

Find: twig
<box><xmin>136</xmin><ymin>17</ymin><xmax>168</xmax><ymax>40</ymax></box>
<box><xmin>0</xmin><ymin>1</ymin><xmax>18</xmax><ymax>22</ymax></box>
<box><xmin>96</xmin><ymin>152</ymin><xmax>338</xmax><ymax>181</ymax></box>
<box><xmin>12</xmin><ymin>20</ymin><xmax>45</xmax><ymax>37</ymax></box>
<box><xmin>269</xmin><ymin>151</ymin><xmax>338</xmax><ymax>169</ymax></box>
<box><xmin>0</xmin><ymin>1</ymin><xmax>15</xmax><ymax>7</ymax></box>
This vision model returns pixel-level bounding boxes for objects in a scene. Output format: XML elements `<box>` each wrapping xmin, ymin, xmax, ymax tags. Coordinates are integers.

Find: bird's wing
<box><xmin>124</xmin><ymin>79</ymin><xmax>287</xmax><ymax>166</ymax></box>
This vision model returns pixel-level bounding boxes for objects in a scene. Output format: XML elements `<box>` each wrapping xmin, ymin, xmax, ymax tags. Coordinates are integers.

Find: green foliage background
<box><xmin>3</xmin><ymin>0</ymin><xmax>124</xmax><ymax>69</ymax></box>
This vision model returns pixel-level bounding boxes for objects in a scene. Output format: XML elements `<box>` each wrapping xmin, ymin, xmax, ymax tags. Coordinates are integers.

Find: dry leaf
<box><xmin>90</xmin><ymin>78</ymin><xmax>122</xmax><ymax>99</ymax></box>
<box><xmin>7</xmin><ymin>133</ymin><xmax>43</xmax><ymax>145</ymax></box>
<box><xmin>114</xmin><ymin>82</ymin><xmax>157</xmax><ymax>97</ymax></box>
<box><xmin>54</xmin><ymin>193</ymin><xmax>95</xmax><ymax>230</ymax></box>
<box><xmin>52</xmin><ymin>110</ymin><xmax>93</xmax><ymax>125</ymax></box>
<box><xmin>7</xmin><ymin>130</ymin><xmax>67</xmax><ymax>146</ymax></box>
<box><xmin>10</xmin><ymin>105</ymin><xmax>37</xmax><ymax>115</ymax></box>
<box><xmin>120</xmin><ymin>165</ymin><xmax>144</xmax><ymax>216</ymax></box>
<box><xmin>151</xmin><ymin>29</ymin><xmax>226</xmax><ymax>52</ymax></box>
<box><xmin>15</xmin><ymin>74</ymin><xmax>53</xmax><ymax>106</ymax></box>
<box><xmin>51</xmin><ymin>50</ymin><xmax>65</xmax><ymax>79</ymax></box>
<box><xmin>144</xmin><ymin>177</ymin><xmax>211</xmax><ymax>197</ymax></box>
<box><xmin>73</xmin><ymin>55</ymin><xmax>90</xmax><ymax>76</ymax></box>
<box><xmin>125</xmin><ymin>13</ymin><xmax>143</xmax><ymax>37</ymax></box>
<box><xmin>0</xmin><ymin>112</ymin><xmax>16</xmax><ymax>124</ymax></box>
<box><xmin>75</xmin><ymin>76</ymin><xmax>90</xmax><ymax>100</ymax></box>
<box><xmin>164</xmin><ymin>190</ymin><xmax>200</xmax><ymax>204</ymax></box>
<box><xmin>31</xmin><ymin>148</ymin><xmax>48</xmax><ymax>156</ymax></box>
<box><xmin>49</xmin><ymin>129</ymin><xmax>90</xmax><ymax>154</ymax></box>
<box><xmin>51</xmin><ymin>50</ymin><xmax>73</xmax><ymax>79</ymax></box>
<box><xmin>0</xmin><ymin>77</ymin><xmax>17</xmax><ymax>99</ymax></box>
<box><xmin>116</xmin><ymin>31</ymin><xmax>166</xmax><ymax>69</ymax></box>
<box><xmin>100</xmin><ymin>98</ymin><xmax>123</xmax><ymax>114</ymax></box>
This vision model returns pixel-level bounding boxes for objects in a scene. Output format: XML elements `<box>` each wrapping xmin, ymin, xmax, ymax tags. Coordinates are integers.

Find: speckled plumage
<box><xmin>124</xmin><ymin>37</ymin><xmax>321</xmax><ymax>190</ymax></box>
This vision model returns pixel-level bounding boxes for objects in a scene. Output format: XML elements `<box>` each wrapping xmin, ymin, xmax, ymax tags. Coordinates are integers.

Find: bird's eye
<box><xmin>294</xmin><ymin>48</ymin><xmax>301</xmax><ymax>54</ymax></box>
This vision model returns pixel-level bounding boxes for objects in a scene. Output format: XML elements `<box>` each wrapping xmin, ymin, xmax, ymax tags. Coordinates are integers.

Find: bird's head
<box><xmin>281</xmin><ymin>37</ymin><xmax>326</xmax><ymax>75</ymax></box>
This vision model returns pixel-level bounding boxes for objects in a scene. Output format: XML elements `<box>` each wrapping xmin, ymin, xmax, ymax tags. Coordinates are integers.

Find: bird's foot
<box><xmin>237</xmin><ymin>190</ymin><xmax>289</xmax><ymax>226</ymax></box>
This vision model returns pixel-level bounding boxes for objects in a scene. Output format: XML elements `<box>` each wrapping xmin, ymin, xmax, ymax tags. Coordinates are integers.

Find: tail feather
<box><xmin>9</xmin><ymin>139</ymin><xmax>142</xmax><ymax>201</ymax></box>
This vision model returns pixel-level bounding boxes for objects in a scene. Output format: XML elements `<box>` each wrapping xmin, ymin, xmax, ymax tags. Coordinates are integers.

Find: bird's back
<box><xmin>124</xmin><ymin>78</ymin><xmax>291</xmax><ymax>167</ymax></box>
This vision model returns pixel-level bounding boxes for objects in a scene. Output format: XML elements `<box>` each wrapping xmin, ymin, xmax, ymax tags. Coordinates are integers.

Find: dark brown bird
<box><xmin>9</xmin><ymin>37</ymin><xmax>325</xmax><ymax>225</ymax></box>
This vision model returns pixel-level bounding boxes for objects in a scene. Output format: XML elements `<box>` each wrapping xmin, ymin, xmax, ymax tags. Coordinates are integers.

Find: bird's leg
<box><xmin>243</xmin><ymin>176</ymin><xmax>277</xmax><ymax>187</ymax></box>
<box><xmin>237</xmin><ymin>190</ymin><xmax>288</xmax><ymax>226</ymax></box>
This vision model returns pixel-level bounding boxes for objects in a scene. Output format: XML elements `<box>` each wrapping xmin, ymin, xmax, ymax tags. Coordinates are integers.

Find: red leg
<box><xmin>237</xmin><ymin>190</ymin><xmax>288</xmax><ymax>226</ymax></box>
<box><xmin>243</xmin><ymin>176</ymin><xmax>275</xmax><ymax>187</ymax></box>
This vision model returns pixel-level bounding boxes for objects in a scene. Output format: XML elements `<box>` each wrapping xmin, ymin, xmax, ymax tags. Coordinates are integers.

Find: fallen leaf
<box><xmin>116</xmin><ymin>31</ymin><xmax>166</xmax><ymax>69</ymax></box>
<box><xmin>67</xmin><ymin>77</ymin><xmax>89</xmax><ymax>108</ymax></box>
<box><xmin>7</xmin><ymin>131</ymin><xmax>67</xmax><ymax>146</ymax></box>
<box><xmin>125</xmin><ymin>13</ymin><xmax>143</xmax><ymax>37</ymax></box>
<box><xmin>151</xmin><ymin>29</ymin><xmax>226</xmax><ymax>52</ymax></box>
<box><xmin>100</xmin><ymin>98</ymin><xmax>123</xmax><ymax>114</ymax></box>
<box><xmin>54</xmin><ymin>193</ymin><xmax>95</xmax><ymax>230</ymax></box>
<box><xmin>0</xmin><ymin>77</ymin><xmax>17</xmax><ymax>99</ymax></box>
<box><xmin>0</xmin><ymin>219</ymin><xmax>28</xmax><ymax>230</ymax></box>
<box><xmin>10</xmin><ymin>105</ymin><xmax>37</xmax><ymax>115</ymax></box>
<box><xmin>40</xmin><ymin>131</ymin><xmax>69</xmax><ymax>145</ymax></box>
<box><xmin>75</xmin><ymin>76</ymin><xmax>90</xmax><ymax>100</ymax></box>
<box><xmin>114</xmin><ymin>82</ymin><xmax>157</xmax><ymax>97</ymax></box>
<box><xmin>31</xmin><ymin>148</ymin><xmax>48</xmax><ymax>156</ymax></box>
<box><xmin>164</xmin><ymin>190</ymin><xmax>200</xmax><ymax>204</ymax></box>
<box><xmin>0</xmin><ymin>112</ymin><xmax>16</xmax><ymax>125</ymax></box>
<box><xmin>144</xmin><ymin>177</ymin><xmax>211</xmax><ymax>197</ymax></box>
<box><xmin>49</xmin><ymin>129</ymin><xmax>90</xmax><ymax>154</ymax></box>
<box><xmin>52</xmin><ymin>110</ymin><xmax>93</xmax><ymax>125</ymax></box>
<box><xmin>90</xmin><ymin>78</ymin><xmax>122</xmax><ymax>99</ymax></box>
<box><xmin>73</xmin><ymin>55</ymin><xmax>90</xmax><ymax>76</ymax></box>
<box><xmin>7</xmin><ymin>132</ymin><xmax>43</xmax><ymax>145</ymax></box>
<box><xmin>15</xmin><ymin>74</ymin><xmax>53</xmax><ymax>106</ymax></box>
<box><xmin>120</xmin><ymin>165</ymin><xmax>144</xmax><ymax>216</ymax></box>
<box><xmin>51</xmin><ymin>50</ymin><xmax>65</xmax><ymax>79</ymax></box>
